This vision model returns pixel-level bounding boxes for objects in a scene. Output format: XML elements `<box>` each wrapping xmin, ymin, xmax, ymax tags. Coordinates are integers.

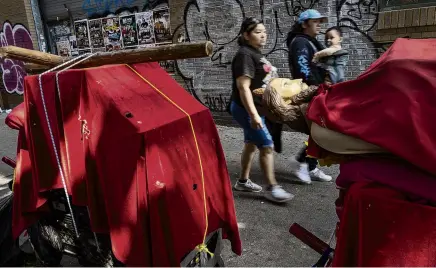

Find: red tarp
<box><xmin>337</xmin><ymin>157</ymin><xmax>436</xmax><ymax>204</ymax></box>
<box><xmin>307</xmin><ymin>38</ymin><xmax>436</xmax><ymax>176</ymax></box>
<box><xmin>10</xmin><ymin>62</ymin><xmax>242</xmax><ymax>266</ymax></box>
<box><xmin>333</xmin><ymin>181</ymin><xmax>436</xmax><ymax>267</ymax></box>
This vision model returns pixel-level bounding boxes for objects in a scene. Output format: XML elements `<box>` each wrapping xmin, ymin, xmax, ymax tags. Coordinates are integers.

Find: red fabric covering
<box><xmin>333</xmin><ymin>181</ymin><xmax>436</xmax><ymax>267</ymax></box>
<box><xmin>337</xmin><ymin>157</ymin><xmax>436</xmax><ymax>204</ymax></box>
<box><xmin>11</xmin><ymin>63</ymin><xmax>241</xmax><ymax>266</ymax></box>
<box><xmin>5</xmin><ymin>102</ymin><xmax>26</xmax><ymax>130</ymax></box>
<box><xmin>307</xmin><ymin>38</ymin><xmax>436</xmax><ymax>176</ymax></box>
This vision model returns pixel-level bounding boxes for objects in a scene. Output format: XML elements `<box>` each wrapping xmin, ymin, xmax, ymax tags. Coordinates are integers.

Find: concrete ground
<box><xmin>0</xmin><ymin>113</ymin><xmax>15</xmax><ymax>203</ymax></box>
<box><xmin>218</xmin><ymin>125</ymin><xmax>339</xmax><ymax>267</ymax></box>
<box><xmin>0</xmin><ymin>113</ymin><xmax>339</xmax><ymax>267</ymax></box>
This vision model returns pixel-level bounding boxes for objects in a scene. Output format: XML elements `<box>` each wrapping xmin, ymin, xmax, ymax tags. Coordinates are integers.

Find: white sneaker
<box><xmin>234</xmin><ymin>179</ymin><xmax>263</xmax><ymax>192</ymax></box>
<box><xmin>292</xmin><ymin>163</ymin><xmax>312</xmax><ymax>184</ymax></box>
<box><xmin>309</xmin><ymin>168</ymin><xmax>333</xmax><ymax>182</ymax></box>
<box><xmin>265</xmin><ymin>185</ymin><xmax>294</xmax><ymax>203</ymax></box>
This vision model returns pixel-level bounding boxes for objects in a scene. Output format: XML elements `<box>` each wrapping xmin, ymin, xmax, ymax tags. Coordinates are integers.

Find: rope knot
<box><xmin>196</xmin><ymin>243</ymin><xmax>214</xmax><ymax>257</ymax></box>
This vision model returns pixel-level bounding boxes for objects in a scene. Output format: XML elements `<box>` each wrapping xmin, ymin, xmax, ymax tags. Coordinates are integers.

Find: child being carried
<box><xmin>313</xmin><ymin>26</ymin><xmax>348</xmax><ymax>84</ymax></box>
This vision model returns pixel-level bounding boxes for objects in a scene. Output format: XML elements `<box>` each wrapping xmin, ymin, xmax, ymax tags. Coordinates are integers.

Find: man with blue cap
<box><xmin>284</xmin><ymin>9</ymin><xmax>333</xmax><ymax>184</ymax></box>
<box><xmin>288</xmin><ymin>9</ymin><xmax>328</xmax><ymax>85</ymax></box>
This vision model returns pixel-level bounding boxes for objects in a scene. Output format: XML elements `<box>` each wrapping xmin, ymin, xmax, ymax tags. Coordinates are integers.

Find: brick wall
<box><xmin>168</xmin><ymin>0</ymin><xmax>381</xmax><ymax>112</ymax></box>
<box><xmin>375</xmin><ymin>7</ymin><xmax>436</xmax><ymax>42</ymax></box>
<box><xmin>0</xmin><ymin>0</ymin><xmax>39</xmax><ymax>50</ymax></box>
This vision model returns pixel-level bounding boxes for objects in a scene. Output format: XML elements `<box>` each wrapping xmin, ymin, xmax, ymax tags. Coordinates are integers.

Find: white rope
<box><xmin>54</xmin><ymin>53</ymin><xmax>95</xmax><ymax>100</ymax></box>
<box><xmin>53</xmin><ymin>53</ymin><xmax>102</xmax><ymax>251</ymax></box>
<box><xmin>37</xmin><ymin>53</ymin><xmax>91</xmax><ymax>238</ymax></box>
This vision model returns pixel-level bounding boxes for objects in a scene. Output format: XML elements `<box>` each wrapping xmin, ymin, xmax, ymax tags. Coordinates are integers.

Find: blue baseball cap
<box><xmin>298</xmin><ymin>9</ymin><xmax>328</xmax><ymax>24</ymax></box>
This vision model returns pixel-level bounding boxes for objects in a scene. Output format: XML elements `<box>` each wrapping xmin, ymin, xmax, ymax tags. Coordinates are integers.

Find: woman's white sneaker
<box><xmin>234</xmin><ymin>179</ymin><xmax>263</xmax><ymax>192</ymax></box>
<box><xmin>265</xmin><ymin>185</ymin><xmax>294</xmax><ymax>203</ymax></box>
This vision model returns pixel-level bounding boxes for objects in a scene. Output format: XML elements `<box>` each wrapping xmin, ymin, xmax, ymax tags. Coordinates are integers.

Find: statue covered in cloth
<box><xmin>255</xmin><ymin>77</ymin><xmax>385</xmax><ymax>166</ymax></box>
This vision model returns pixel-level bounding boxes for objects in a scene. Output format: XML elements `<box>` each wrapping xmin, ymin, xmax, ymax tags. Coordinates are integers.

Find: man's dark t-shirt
<box><xmin>230</xmin><ymin>45</ymin><xmax>278</xmax><ymax>111</ymax></box>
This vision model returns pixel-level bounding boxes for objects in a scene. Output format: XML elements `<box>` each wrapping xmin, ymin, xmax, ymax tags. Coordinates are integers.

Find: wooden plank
<box><xmin>426</xmin><ymin>6</ymin><xmax>435</xmax><ymax>25</ymax></box>
<box><xmin>398</xmin><ymin>10</ymin><xmax>407</xmax><ymax>27</ymax></box>
<box><xmin>412</xmin><ymin>8</ymin><xmax>421</xmax><ymax>26</ymax></box>
<box><xmin>405</xmin><ymin>9</ymin><xmax>414</xmax><ymax>27</ymax></box>
<box><xmin>378</xmin><ymin>12</ymin><xmax>386</xmax><ymax>29</ymax></box>
<box><xmin>420</xmin><ymin>7</ymin><xmax>429</xmax><ymax>26</ymax></box>
<box><xmin>384</xmin><ymin>11</ymin><xmax>392</xmax><ymax>28</ymax></box>
<box><xmin>391</xmin><ymin>10</ymin><xmax>400</xmax><ymax>28</ymax></box>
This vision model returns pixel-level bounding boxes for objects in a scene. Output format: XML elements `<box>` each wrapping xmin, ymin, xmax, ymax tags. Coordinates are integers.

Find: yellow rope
<box><xmin>125</xmin><ymin>65</ymin><xmax>212</xmax><ymax>259</ymax></box>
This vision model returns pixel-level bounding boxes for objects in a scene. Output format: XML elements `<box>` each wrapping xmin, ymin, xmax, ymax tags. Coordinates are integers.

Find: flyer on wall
<box><xmin>135</xmin><ymin>11</ymin><xmax>156</xmax><ymax>46</ymax></box>
<box><xmin>56</xmin><ymin>40</ymin><xmax>71</xmax><ymax>57</ymax></box>
<box><xmin>69</xmin><ymin>35</ymin><xmax>79</xmax><ymax>56</ymax></box>
<box><xmin>88</xmin><ymin>18</ymin><xmax>105</xmax><ymax>48</ymax></box>
<box><xmin>153</xmin><ymin>8</ymin><xmax>172</xmax><ymax>44</ymax></box>
<box><xmin>102</xmin><ymin>17</ymin><xmax>122</xmax><ymax>51</ymax></box>
<box><xmin>120</xmin><ymin>14</ymin><xmax>138</xmax><ymax>48</ymax></box>
<box><xmin>74</xmin><ymin>20</ymin><xmax>90</xmax><ymax>50</ymax></box>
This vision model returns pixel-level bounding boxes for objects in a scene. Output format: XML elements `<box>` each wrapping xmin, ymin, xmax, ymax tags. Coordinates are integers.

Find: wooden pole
<box><xmin>24</xmin><ymin>63</ymin><xmax>51</xmax><ymax>74</ymax></box>
<box><xmin>0</xmin><ymin>46</ymin><xmax>65</xmax><ymax>66</ymax></box>
<box><xmin>1</xmin><ymin>41</ymin><xmax>214</xmax><ymax>73</ymax></box>
<box><xmin>79</xmin><ymin>41</ymin><xmax>213</xmax><ymax>68</ymax></box>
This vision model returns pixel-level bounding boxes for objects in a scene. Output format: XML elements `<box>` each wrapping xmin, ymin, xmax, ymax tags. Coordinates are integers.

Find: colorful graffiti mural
<box><xmin>0</xmin><ymin>21</ymin><xmax>33</xmax><ymax>95</ymax></box>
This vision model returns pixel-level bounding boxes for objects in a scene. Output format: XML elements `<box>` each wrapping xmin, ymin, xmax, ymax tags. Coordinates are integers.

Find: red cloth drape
<box><xmin>333</xmin><ymin>181</ymin><xmax>436</xmax><ymax>267</ymax></box>
<box><xmin>9</xmin><ymin>63</ymin><xmax>242</xmax><ymax>266</ymax></box>
<box><xmin>307</xmin><ymin>38</ymin><xmax>436</xmax><ymax>176</ymax></box>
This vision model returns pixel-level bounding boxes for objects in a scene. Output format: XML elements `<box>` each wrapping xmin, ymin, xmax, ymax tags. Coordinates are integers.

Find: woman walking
<box><xmin>230</xmin><ymin>17</ymin><xmax>294</xmax><ymax>203</ymax></box>
<box><xmin>286</xmin><ymin>9</ymin><xmax>333</xmax><ymax>184</ymax></box>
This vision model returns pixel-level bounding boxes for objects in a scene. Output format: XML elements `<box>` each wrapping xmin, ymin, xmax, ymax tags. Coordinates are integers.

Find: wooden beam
<box><xmin>0</xmin><ymin>46</ymin><xmax>65</xmax><ymax>66</ymax></box>
<box><xmin>79</xmin><ymin>41</ymin><xmax>213</xmax><ymax>68</ymax></box>
<box><xmin>4</xmin><ymin>42</ymin><xmax>214</xmax><ymax>73</ymax></box>
<box><xmin>24</xmin><ymin>63</ymin><xmax>51</xmax><ymax>74</ymax></box>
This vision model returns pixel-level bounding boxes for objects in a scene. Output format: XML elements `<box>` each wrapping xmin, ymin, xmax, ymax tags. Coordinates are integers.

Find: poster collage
<box><xmin>55</xmin><ymin>8</ymin><xmax>172</xmax><ymax>57</ymax></box>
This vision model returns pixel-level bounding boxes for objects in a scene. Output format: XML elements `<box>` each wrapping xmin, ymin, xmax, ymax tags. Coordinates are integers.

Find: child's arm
<box><xmin>313</xmin><ymin>47</ymin><xmax>341</xmax><ymax>62</ymax></box>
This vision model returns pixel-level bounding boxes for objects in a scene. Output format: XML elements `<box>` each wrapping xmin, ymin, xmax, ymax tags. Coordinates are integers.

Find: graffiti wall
<box><xmin>0</xmin><ymin>21</ymin><xmax>34</xmax><ymax>95</ymax></box>
<box><xmin>171</xmin><ymin>0</ymin><xmax>382</xmax><ymax>112</ymax></box>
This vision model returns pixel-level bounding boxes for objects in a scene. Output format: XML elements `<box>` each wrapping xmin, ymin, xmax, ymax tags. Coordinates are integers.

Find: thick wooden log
<box><xmin>0</xmin><ymin>46</ymin><xmax>65</xmax><ymax>66</ymax></box>
<box><xmin>24</xmin><ymin>63</ymin><xmax>51</xmax><ymax>74</ymax></box>
<box><xmin>79</xmin><ymin>41</ymin><xmax>213</xmax><ymax>68</ymax></box>
<box><xmin>3</xmin><ymin>42</ymin><xmax>213</xmax><ymax>73</ymax></box>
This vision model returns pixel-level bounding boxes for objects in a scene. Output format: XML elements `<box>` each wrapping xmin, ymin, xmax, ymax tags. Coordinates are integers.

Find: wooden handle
<box><xmin>289</xmin><ymin>223</ymin><xmax>331</xmax><ymax>255</ymax></box>
<box><xmin>1</xmin><ymin>41</ymin><xmax>213</xmax><ymax>73</ymax></box>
